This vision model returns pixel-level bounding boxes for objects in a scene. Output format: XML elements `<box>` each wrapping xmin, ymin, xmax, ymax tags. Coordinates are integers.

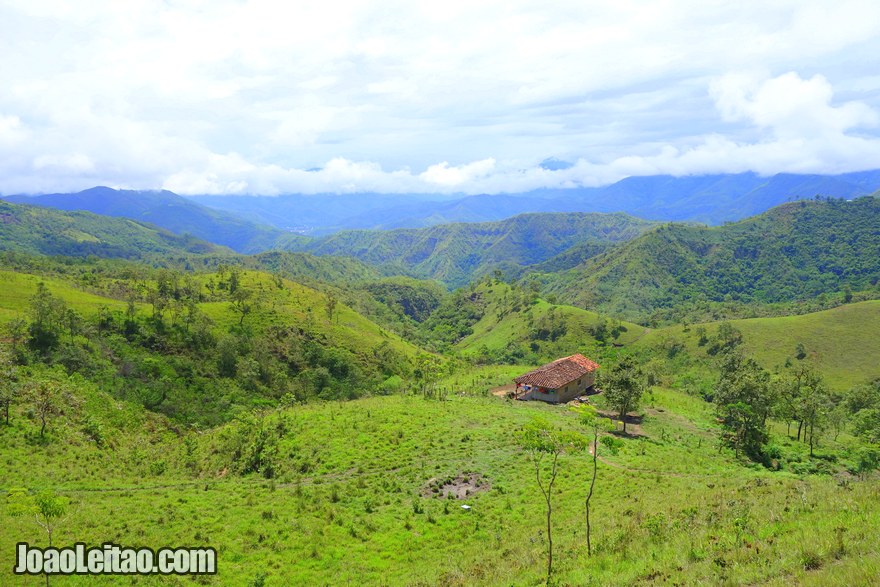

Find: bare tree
<box><xmin>572</xmin><ymin>404</ymin><xmax>613</xmax><ymax>555</ymax></box>
<box><xmin>518</xmin><ymin>417</ymin><xmax>587</xmax><ymax>582</ymax></box>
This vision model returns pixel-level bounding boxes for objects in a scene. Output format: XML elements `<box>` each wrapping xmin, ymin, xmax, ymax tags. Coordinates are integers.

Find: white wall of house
<box><xmin>518</xmin><ymin>372</ymin><xmax>596</xmax><ymax>403</ymax></box>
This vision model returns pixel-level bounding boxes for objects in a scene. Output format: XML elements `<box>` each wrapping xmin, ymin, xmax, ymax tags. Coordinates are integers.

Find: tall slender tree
<box><xmin>571</xmin><ymin>404</ymin><xmax>613</xmax><ymax>556</ymax></box>
<box><xmin>518</xmin><ymin>417</ymin><xmax>587</xmax><ymax>582</ymax></box>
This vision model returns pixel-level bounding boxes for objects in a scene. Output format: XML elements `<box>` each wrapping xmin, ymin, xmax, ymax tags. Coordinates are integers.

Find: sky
<box><xmin>1</xmin><ymin>0</ymin><xmax>879</xmax><ymax>195</ymax></box>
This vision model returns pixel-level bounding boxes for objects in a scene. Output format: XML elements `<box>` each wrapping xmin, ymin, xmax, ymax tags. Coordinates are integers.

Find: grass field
<box><xmin>3</xmin><ymin>376</ymin><xmax>878</xmax><ymax>586</ymax></box>
<box><xmin>636</xmin><ymin>300</ymin><xmax>880</xmax><ymax>391</ymax></box>
<box><xmin>0</xmin><ymin>270</ymin><xmax>131</xmax><ymax>320</ymax></box>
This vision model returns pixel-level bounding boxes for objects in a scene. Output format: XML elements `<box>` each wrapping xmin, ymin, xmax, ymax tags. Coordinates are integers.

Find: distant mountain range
<box><xmin>4</xmin><ymin>171</ymin><xmax>880</xmax><ymax>247</ymax></box>
<box><xmin>3</xmin><ymin>185</ymin><xmax>879</xmax><ymax>329</ymax></box>
<box><xmin>3</xmin><ymin>187</ymin><xmax>282</xmax><ymax>253</ymax></box>
<box><xmin>191</xmin><ymin>169</ymin><xmax>880</xmax><ymax>232</ymax></box>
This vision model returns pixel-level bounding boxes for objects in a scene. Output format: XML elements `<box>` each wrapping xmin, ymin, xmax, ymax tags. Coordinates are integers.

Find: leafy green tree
<box><xmin>230</xmin><ymin>286</ymin><xmax>255</xmax><ymax>327</ymax></box>
<box><xmin>696</xmin><ymin>326</ymin><xmax>708</xmax><ymax>346</ymax></box>
<box><xmin>325</xmin><ymin>293</ymin><xmax>338</xmax><ymax>324</ymax></box>
<box><xmin>719</xmin><ymin>401</ymin><xmax>767</xmax><ymax>459</ymax></box>
<box><xmin>29</xmin><ymin>378</ymin><xmax>66</xmax><ymax>438</ymax></box>
<box><xmin>774</xmin><ymin>364</ymin><xmax>809</xmax><ymax>437</ymax></box>
<box><xmin>854</xmin><ymin>408</ymin><xmax>880</xmax><ymax>444</ymax></box>
<box><xmin>8</xmin><ymin>488</ymin><xmax>69</xmax><ymax>586</ymax></box>
<box><xmin>714</xmin><ymin>352</ymin><xmax>772</xmax><ymax>460</ymax></box>
<box><xmin>414</xmin><ymin>354</ymin><xmax>444</xmax><ymax>399</ymax></box>
<box><xmin>227</xmin><ymin>267</ymin><xmax>240</xmax><ymax>294</ymax></box>
<box><xmin>798</xmin><ymin>376</ymin><xmax>831</xmax><ymax>457</ymax></box>
<box><xmin>6</xmin><ymin>317</ymin><xmax>27</xmax><ymax>354</ymax></box>
<box><xmin>602</xmin><ymin>356</ymin><xmax>645</xmax><ymax>433</ymax></box>
<box><xmin>7</xmin><ymin>488</ymin><xmax>69</xmax><ymax>547</ymax></box>
<box><xmin>855</xmin><ymin>445</ymin><xmax>880</xmax><ymax>478</ymax></box>
<box><xmin>28</xmin><ymin>282</ymin><xmax>67</xmax><ymax>353</ymax></box>
<box><xmin>571</xmin><ymin>404</ymin><xmax>613</xmax><ymax>556</ymax></box>
<box><xmin>517</xmin><ymin>417</ymin><xmax>587</xmax><ymax>583</ymax></box>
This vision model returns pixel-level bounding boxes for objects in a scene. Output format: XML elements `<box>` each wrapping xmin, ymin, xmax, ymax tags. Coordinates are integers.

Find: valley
<box><xmin>1</xmin><ymin>190</ymin><xmax>879</xmax><ymax>585</ymax></box>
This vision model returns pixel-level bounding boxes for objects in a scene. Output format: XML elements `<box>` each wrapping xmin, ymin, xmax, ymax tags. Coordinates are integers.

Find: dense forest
<box><xmin>544</xmin><ymin>196</ymin><xmax>880</xmax><ymax>323</ymax></box>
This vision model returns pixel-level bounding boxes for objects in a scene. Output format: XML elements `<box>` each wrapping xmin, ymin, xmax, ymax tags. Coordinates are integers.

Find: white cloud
<box><xmin>0</xmin><ymin>1</ymin><xmax>879</xmax><ymax>194</ymax></box>
<box><xmin>711</xmin><ymin>72</ymin><xmax>878</xmax><ymax>139</ymax></box>
<box><xmin>33</xmin><ymin>153</ymin><xmax>94</xmax><ymax>173</ymax></box>
<box><xmin>420</xmin><ymin>159</ymin><xmax>497</xmax><ymax>187</ymax></box>
<box><xmin>0</xmin><ymin>115</ymin><xmax>27</xmax><ymax>145</ymax></box>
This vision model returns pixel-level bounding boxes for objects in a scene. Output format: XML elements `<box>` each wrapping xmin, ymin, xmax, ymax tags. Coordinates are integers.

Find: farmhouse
<box><xmin>513</xmin><ymin>354</ymin><xmax>599</xmax><ymax>403</ymax></box>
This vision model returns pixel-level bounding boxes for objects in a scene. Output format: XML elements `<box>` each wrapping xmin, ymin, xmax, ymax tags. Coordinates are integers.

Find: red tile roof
<box><xmin>514</xmin><ymin>354</ymin><xmax>600</xmax><ymax>389</ymax></box>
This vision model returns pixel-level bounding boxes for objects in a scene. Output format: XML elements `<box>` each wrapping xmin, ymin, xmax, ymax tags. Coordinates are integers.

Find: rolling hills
<box><xmin>0</xmin><ymin>200</ymin><xmax>224</xmax><ymax>258</ymax></box>
<box><xmin>635</xmin><ymin>300</ymin><xmax>880</xmax><ymax>392</ymax></box>
<box><xmin>282</xmin><ymin>212</ymin><xmax>656</xmax><ymax>288</ymax></box>
<box><xmin>3</xmin><ymin>186</ymin><xmax>284</xmax><ymax>253</ymax></box>
<box><xmin>453</xmin><ymin>281</ymin><xmax>645</xmax><ymax>363</ymax></box>
<box><xmin>545</xmin><ymin>196</ymin><xmax>880</xmax><ymax>323</ymax></box>
<box><xmin>0</xmin><ymin>265</ymin><xmax>425</xmax><ymax>424</ymax></box>
<box><xmin>2</xmin><ymin>183</ymin><xmax>880</xmax><ymax>586</ymax></box>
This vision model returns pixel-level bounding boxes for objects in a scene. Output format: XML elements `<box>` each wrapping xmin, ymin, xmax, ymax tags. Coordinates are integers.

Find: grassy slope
<box><xmin>457</xmin><ymin>282</ymin><xmax>645</xmax><ymax>359</ymax></box>
<box><xmin>453</xmin><ymin>284</ymin><xmax>879</xmax><ymax>391</ymax></box>
<box><xmin>637</xmin><ymin>300</ymin><xmax>880</xmax><ymax>391</ymax></box>
<box><xmin>0</xmin><ymin>267</ymin><xmax>423</xmax><ymax>367</ymax></box>
<box><xmin>197</xmin><ymin>270</ymin><xmax>421</xmax><ymax>361</ymax></box>
<box><xmin>0</xmin><ymin>270</ymin><xmax>131</xmax><ymax>321</ymax></box>
<box><xmin>2</xmin><ymin>386</ymin><xmax>878</xmax><ymax>586</ymax></box>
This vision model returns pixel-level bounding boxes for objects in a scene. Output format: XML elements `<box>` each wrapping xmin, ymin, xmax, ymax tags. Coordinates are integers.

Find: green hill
<box><xmin>635</xmin><ymin>300</ymin><xmax>880</xmax><ymax>391</ymax></box>
<box><xmin>0</xmin><ymin>265</ymin><xmax>427</xmax><ymax>424</ymax></box>
<box><xmin>453</xmin><ymin>281</ymin><xmax>645</xmax><ymax>363</ymax></box>
<box><xmin>0</xmin><ymin>200</ymin><xmax>224</xmax><ymax>258</ymax></box>
<box><xmin>5</xmin><ymin>187</ymin><xmax>284</xmax><ymax>253</ymax></box>
<box><xmin>545</xmin><ymin>196</ymin><xmax>880</xmax><ymax>323</ymax></box>
<box><xmin>281</xmin><ymin>212</ymin><xmax>656</xmax><ymax>288</ymax></box>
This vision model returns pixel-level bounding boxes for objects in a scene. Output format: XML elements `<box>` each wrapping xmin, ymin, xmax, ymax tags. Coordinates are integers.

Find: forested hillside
<box><xmin>0</xmin><ymin>264</ymin><xmax>423</xmax><ymax>425</ymax></box>
<box><xmin>0</xmin><ymin>200</ymin><xmax>224</xmax><ymax>257</ymax></box>
<box><xmin>4</xmin><ymin>187</ymin><xmax>283</xmax><ymax>253</ymax></box>
<box><xmin>545</xmin><ymin>196</ymin><xmax>880</xmax><ymax>323</ymax></box>
<box><xmin>283</xmin><ymin>212</ymin><xmax>656</xmax><ymax>288</ymax></box>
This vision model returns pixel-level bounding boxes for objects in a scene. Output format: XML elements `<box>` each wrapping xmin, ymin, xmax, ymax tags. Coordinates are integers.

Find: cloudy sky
<box><xmin>1</xmin><ymin>0</ymin><xmax>879</xmax><ymax>195</ymax></box>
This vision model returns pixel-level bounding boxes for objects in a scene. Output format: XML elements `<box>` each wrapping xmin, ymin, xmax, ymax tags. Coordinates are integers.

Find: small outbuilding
<box><xmin>513</xmin><ymin>354</ymin><xmax>600</xmax><ymax>403</ymax></box>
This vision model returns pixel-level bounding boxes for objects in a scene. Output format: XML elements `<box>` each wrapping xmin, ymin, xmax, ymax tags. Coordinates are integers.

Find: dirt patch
<box><xmin>490</xmin><ymin>384</ymin><xmax>516</xmax><ymax>398</ymax></box>
<box><xmin>422</xmin><ymin>472</ymin><xmax>490</xmax><ymax>499</ymax></box>
<box><xmin>596</xmin><ymin>409</ymin><xmax>645</xmax><ymax>437</ymax></box>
